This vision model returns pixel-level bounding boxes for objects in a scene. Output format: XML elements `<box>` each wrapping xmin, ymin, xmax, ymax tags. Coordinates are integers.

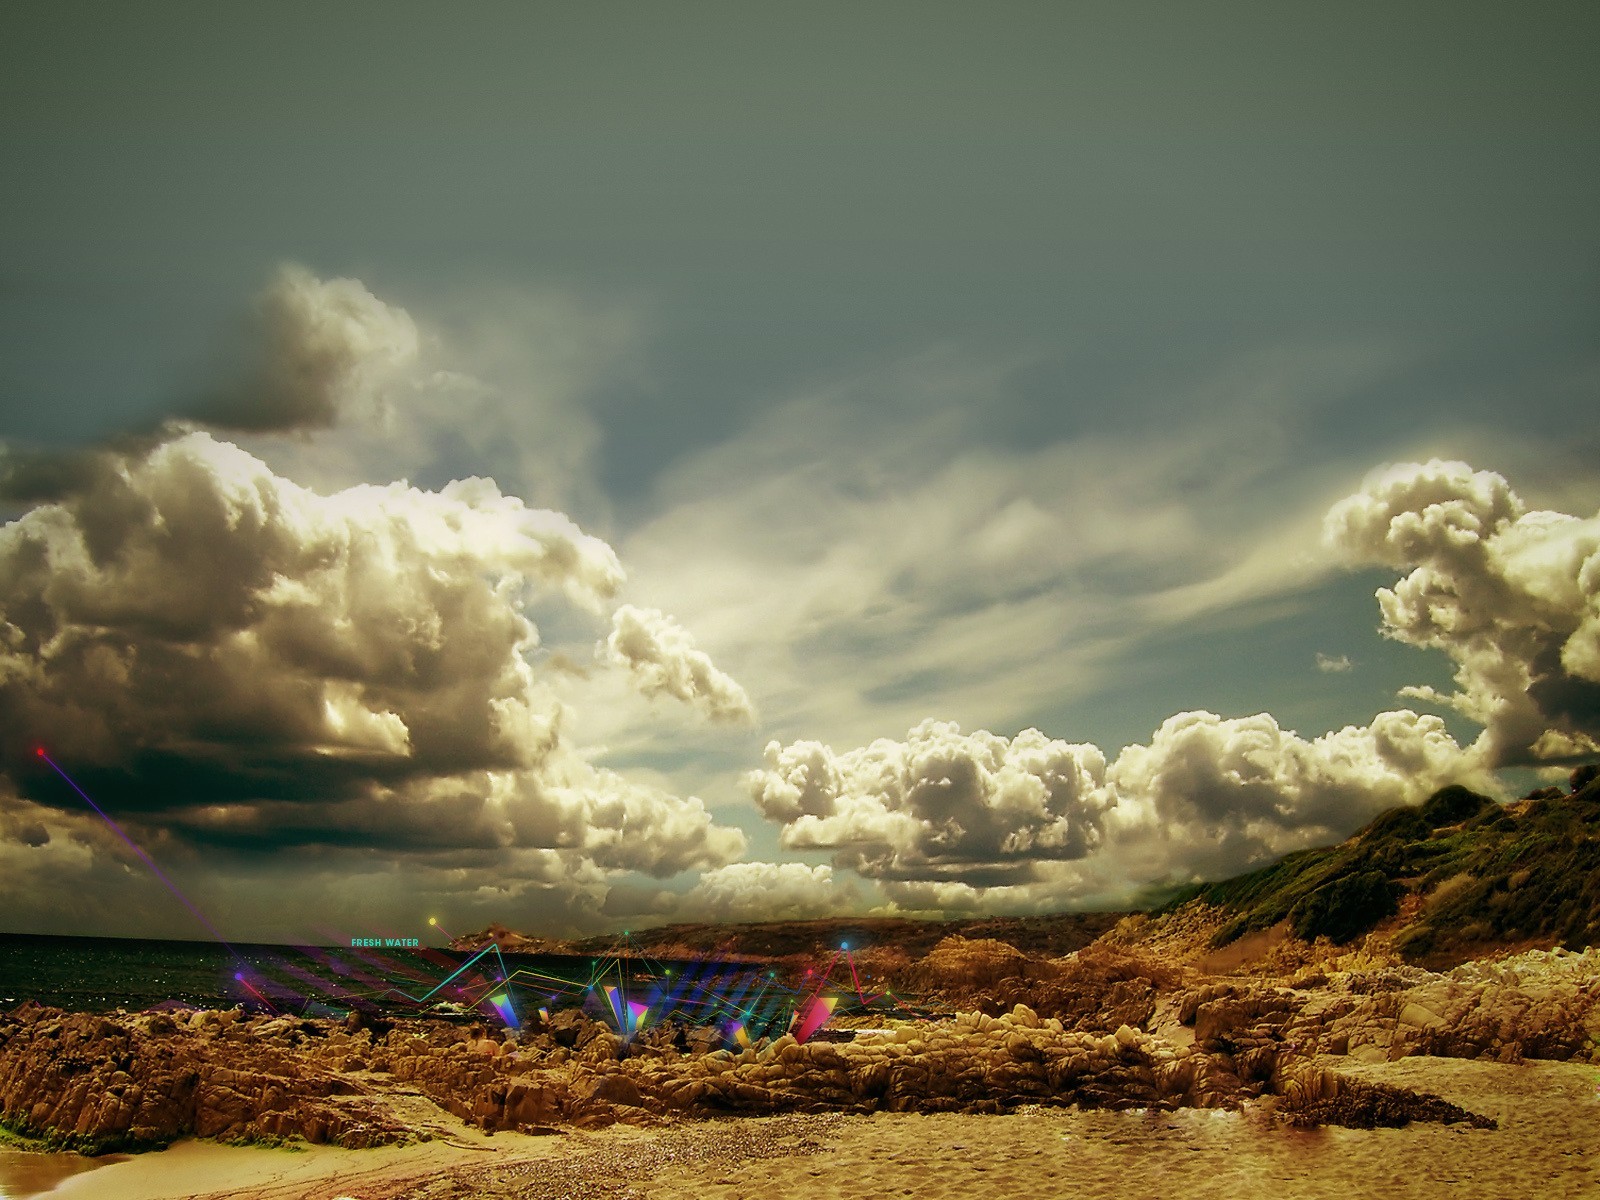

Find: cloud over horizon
<box><xmin>0</xmin><ymin>430</ymin><xmax>745</xmax><ymax>877</ymax></box>
<box><xmin>0</xmin><ymin>269</ymin><xmax>761</xmax><ymax>938</ymax></box>
<box><xmin>745</xmin><ymin>705</ymin><xmax>1487</xmax><ymax>911</ymax></box>
<box><xmin>2</xmin><ymin>264</ymin><xmax>1595</xmax><ymax>941</ymax></box>
<box><xmin>735</xmin><ymin>456</ymin><xmax>1600</xmax><ymax>913</ymax></box>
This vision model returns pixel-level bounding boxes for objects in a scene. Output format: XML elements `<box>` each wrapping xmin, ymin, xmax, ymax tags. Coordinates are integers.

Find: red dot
<box><xmin>35</xmin><ymin>747</ymin><xmax>44</xmax><ymax>758</ymax></box>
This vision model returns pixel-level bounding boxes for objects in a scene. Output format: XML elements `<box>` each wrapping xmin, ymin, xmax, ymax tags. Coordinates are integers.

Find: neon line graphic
<box><xmin>32</xmin><ymin>752</ymin><xmax>923</xmax><ymax>1038</ymax></box>
<box><xmin>37</xmin><ymin>748</ymin><xmax>281</xmax><ymax>1013</ymax></box>
<box><xmin>488</xmin><ymin>992</ymin><xmax>519</xmax><ymax>1029</ymax></box>
<box><xmin>794</xmin><ymin>994</ymin><xmax>837</xmax><ymax>1044</ymax></box>
<box><xmin>226</xmin><ymin>925</ymin><xmax>918</xmax><ymax>1042</ymax></box>
<box><xmin>234</xmin><ymin>972</ymin><xmax>278</xmax><ymax>1012</ymax></box>
<box><xmin>38</xmin><ymin>749</ymin><xmax>237</xmax><ymax>951</ymax></box>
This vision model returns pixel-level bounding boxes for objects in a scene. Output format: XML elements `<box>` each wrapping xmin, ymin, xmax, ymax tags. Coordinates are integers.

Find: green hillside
<box><xmin>1162</xmin><ymin>767</ymin><xmax>1600</xmax><ymax>967</ymax></box>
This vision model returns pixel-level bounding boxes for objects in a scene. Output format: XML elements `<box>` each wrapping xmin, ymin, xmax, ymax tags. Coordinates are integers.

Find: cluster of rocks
<box><xmin>937</xmin><ymin>942</ymin><xmax>1185</xmax><ymax>1036</ymax></box>
<box><xmin>5</xmin><ymin>940</ymin><xmax>1592</xmax><ymax>1153</ymax></box>
<box><xmin>1145</xmin><ymin>946</ymin><xmax>1600</xmax><ymax>1071</ymax></box>
<box><xmin>0</xmin><ymin>1005</ymin><xmax>413</xmax><ymax>1152</ymax></box>
<box><xmin>0</xmin><ymin>990</ymin><xmax>1507</xmax><ymax>1153</ymax></box>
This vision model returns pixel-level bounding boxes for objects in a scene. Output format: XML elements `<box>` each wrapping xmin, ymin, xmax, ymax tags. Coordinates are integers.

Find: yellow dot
<box><xmin>428</xmin><ymin>917</ymin><xmax>438</xmax><ymax>925</ymax></box>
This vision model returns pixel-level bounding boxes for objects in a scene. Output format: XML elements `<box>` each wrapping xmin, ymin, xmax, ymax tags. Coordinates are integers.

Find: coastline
<box><xmin>20</xmin><ymin>1056</ymin><xmax>1594</xmax><ymax>1200</ymax></box>
<box><xmin>5</xmin><ymin>926</ymin><xmax>1598</xmax><ymax>1198</ymax></box>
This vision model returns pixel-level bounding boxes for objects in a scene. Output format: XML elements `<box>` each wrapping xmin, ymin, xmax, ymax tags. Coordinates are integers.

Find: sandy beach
<box><xmin>9</xmin><ymin>1055</ymin><xmax>1588</xmax><ymax>1200</ymax></box>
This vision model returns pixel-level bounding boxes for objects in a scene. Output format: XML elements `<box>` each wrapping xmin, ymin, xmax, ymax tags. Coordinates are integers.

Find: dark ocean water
<box><xmin>0</xmin><ymin>932</ymin><xmax>252</xmax><ymax>1011</ymax></box>
<box><xmin>0</xmin><ymin>932</ymin><xmax>585</xmax><ymax>1016</ymax></box>
<box><xmin>0</xmin><ymin>932</ymin><xmax>761</xmax><ymax>1020</ymax></box>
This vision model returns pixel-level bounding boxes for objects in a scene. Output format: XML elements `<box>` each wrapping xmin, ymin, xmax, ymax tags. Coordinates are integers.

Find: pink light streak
<box><xmin>37</xmin><ymin>749</ymin><xmax>275</xmax><ymax>1009</ymax></box>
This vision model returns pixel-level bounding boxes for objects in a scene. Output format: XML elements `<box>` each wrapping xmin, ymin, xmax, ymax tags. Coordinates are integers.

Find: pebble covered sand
<box><xmin>7</xmin><ymin>937</ymin><xmax>1598</xmax><ymax>1199</ymax></box>
<box><xmin>32</xmin><ymin>1055</ymin><xmax>1598</xmax><ymax>1200</ymax></box>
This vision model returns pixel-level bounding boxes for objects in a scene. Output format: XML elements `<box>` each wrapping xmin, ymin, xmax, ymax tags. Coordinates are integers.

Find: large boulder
<box><xmin>905</xmin><ymin>937</ymin><xmax>1033</xmax><ymax>992</ymax></box>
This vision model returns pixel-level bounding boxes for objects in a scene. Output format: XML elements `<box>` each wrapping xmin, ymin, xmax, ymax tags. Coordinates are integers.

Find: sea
<box><xmin>0</xmin><ymin>931</ymin><xmax>495</xmax><ymax>1015</ymax></box>
<box><xmin>0</xmin><ymin>931</ymin><xmax>768</xmax><ymax>1018</ymax></box>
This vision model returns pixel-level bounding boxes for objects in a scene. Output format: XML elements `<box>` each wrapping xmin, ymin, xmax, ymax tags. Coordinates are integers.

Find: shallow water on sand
<box><xmin>0</xmin><ymin>1149</ymin><xmax>121</xmax><ymax>1199</ymax></box>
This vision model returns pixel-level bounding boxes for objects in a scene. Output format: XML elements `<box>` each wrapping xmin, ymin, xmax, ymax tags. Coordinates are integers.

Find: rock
<box><xmin>1284</xmin><ymin>1078</ymin><xmax>1497</xmax><ymax>1130</ymax></box>
<box><xmin>1398</xmin><ymin>1003</ymin><xmax>1446</xmax><ymax>1030</ymax></box>
<box><xmin>905</xmin><ymin>937</ymin><xmax>1033</xmax><ymax>991</ymax></box>
<box><xmin>4</xmin><ymin>932</ymin><xmax>1591</xmax><ymax>1145</ymax></box>
<box><xmin>577</xmin><ymin>1073</ymin><xmax>644</xmax><ymax>1108</ymax></box>
<box><xmin>1011</xmin><ymin>1004</ymin><xmax>1040</xmax><ymax>1028</ymax></box>
<box><xmin>547</xmin><ymin>1009</ymin><xmax>588</xmax><ymax>1048</ymax></box>
<box><xmin>131</xmin><ymin>1013</ymin><xmax>177</xmax><ymax>1037</ymax></box>
<box><xmin>1193</xmin><ymin>992</ymin><xmax>1290</xmax><ymax>1046</ymax></box>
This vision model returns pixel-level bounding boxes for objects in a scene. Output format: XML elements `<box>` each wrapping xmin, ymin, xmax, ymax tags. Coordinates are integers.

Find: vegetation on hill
<box><xmin>468</xmin><ymin>766</ymin><xmax>1600</xmax><ymax>975</ymax></box>
<box><xmin>569</xmin><ymin>913</ymin><xmax>1123</xmax><ymax>963</ymax></box>
<box><xmin>1160</xmin><ymin>767</ymin><xmax>1600</xmax><ymax>967</ymax></box>
<box><xmin>455</xmin><ymin>913</ymin><xmax>1123</xmax><ymax>968</ymax></box>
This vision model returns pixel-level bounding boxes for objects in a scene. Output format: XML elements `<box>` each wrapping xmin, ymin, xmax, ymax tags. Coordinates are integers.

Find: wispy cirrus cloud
<box><xmin>589</xmin><ymin>340</ymin><xmax>1409</xmax><ymax>770</ymax></box>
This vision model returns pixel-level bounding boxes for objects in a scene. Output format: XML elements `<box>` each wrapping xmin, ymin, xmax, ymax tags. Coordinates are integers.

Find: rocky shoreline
<box><xmin>4</xmin><ymin>936</ymin><xmax>1595</xmax><ymax>1156</ymax></box>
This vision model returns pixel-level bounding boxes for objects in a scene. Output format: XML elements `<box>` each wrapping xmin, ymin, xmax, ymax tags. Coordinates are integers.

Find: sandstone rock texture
<box><xmin>5</xmin><ymin>941</ymin><xmax>1593</xmax><ymax>1151</ymax></box>
<box><xmin>0</xmin><ymin>1005</ymin><xmax>411</xmax><ymax>1151</ymax></box>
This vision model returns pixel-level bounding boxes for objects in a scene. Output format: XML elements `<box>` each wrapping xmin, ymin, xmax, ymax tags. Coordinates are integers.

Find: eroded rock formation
<box><xmin>5</xmin><ymin>940</ymin><xmax>1595</xmax><ymax>1151</ymax></box>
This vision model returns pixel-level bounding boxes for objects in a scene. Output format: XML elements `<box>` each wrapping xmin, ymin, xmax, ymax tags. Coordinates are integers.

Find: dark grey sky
<box><xmin>1</xmin><ymin>2</ymin><xmax>1597</xmax><ymax>939</ymax></box>
<box><xmin>5</xmin><ymin>2</ymin><xmax>1595</xmax><ymax>455</ymax></box>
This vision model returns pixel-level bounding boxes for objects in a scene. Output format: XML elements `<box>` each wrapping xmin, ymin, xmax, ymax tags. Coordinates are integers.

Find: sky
<box><xmin>1</xmin><ymin>2</ymin><xmax>1597</xmax><ymax>942</ymax></box>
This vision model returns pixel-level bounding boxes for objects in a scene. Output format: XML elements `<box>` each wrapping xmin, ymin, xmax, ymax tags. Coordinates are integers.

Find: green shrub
<box><xmin>1419</xmin><ymin>785</ymin><xmax>1495</xmax><ymax>828</ymax></box>
<box><xmin>1361</xmin><ymin>806</ymin><xmax>1431</xmax><ymax>842</ymax></box>
<box><xmin>1289</xmin><ymin>870</ymin><xmax>1399</xmax><ymax>943</ymax></box>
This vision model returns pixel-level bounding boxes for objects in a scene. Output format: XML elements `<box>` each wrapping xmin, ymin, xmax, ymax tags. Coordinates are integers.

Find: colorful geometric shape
<box><xmin>793</xmin><ymin>994</ymin><xmax>837</xmax><ymax>1044</ymax></box>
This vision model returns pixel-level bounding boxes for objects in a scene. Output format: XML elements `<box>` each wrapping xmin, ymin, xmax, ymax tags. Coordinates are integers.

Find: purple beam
<box><xmin>37</xmin><ymin>748</ymin><xmax>245</xmax><ymax>961</ymax></box>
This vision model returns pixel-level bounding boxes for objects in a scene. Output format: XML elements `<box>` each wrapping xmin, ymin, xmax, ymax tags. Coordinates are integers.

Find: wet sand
<box><xmin>0</xmin><ymin>1147</ymin><xmax>122</xmax><ymax>1199</ymax></box>
<box><xmin>16</xmin><ymin>1056</ymin><xmax>1598</xmax><ymax>1199</ymax></box>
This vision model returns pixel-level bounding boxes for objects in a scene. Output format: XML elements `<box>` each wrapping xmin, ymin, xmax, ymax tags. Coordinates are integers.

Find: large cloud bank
<box><xmin>7</xmin><ymin>264</ymin><xmax>1594</xmax><ymax>936</ymax></box>
<box><xmin>745</xmin><ymin>456</ymin><xmax>1600</xmax><ymax>910</ymax></box>
<box><xmin>0</xmin><ymin>432</ymin><xmax>741</xmax><ymax>873</ymax></box>
<box><xmin>747</xmin><ymin>708</ymin><xmax>1485</xmax><ymax>909</ymax></box>
<box><xmin>0</xmin><ymin>267</ymin><xmax>762</xmax><ymax>937</ymax></box>
<box><xmin>1325</xmin><ymin>458</ymin><xmax>1600</xmax><ymax>765</ymax></box>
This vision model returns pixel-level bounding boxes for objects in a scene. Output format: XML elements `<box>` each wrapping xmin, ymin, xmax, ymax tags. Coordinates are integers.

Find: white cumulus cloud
<box><xmin>1325</xmin><ymin>458</ymin><xmax>1600</xmax><ymax>764</ymax></box>
<box><xmin>604</xmin><ymin>604</ymin><xmax>755</xmax><ymax>724</ymax></box>
<box><xmin>748</xmin><ymin>720</ymin><xmax>1117</xmax><ymax>885</ymax></box>
<box><xmin>0</xmin><ymin>431</ymin><xmax>743</xmax><ymax>898</ymax></box>
<box><xmin>1104</xmin><ymin>708</ymin><xmax>1485</xmax><ymax>881</ymax></box>
<box><xmin>674</xmin><ymin>861</ymin><xmax>858</xmax><ymax>923</ymax></box>
<box><xmin>747</xmin><ymin>708</ymin><xmax>1488</xmax><ymax>907</ymax></box>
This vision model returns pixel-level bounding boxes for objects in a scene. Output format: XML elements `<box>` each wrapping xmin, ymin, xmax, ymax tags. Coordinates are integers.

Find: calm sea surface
<box><xmin>0</xmin><ymin>932</ymin><xmax>754</xmax><ymax>1017</ymax></box>
<box><xmin>0</xmin><ymin>932</ymin><xmax>280</xmax><ymax>1013</ymax></box>
<box><xmin>0</xmin><ymin>931</ymin><xmax>581</xmax><ymax>1015</ymax></box>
